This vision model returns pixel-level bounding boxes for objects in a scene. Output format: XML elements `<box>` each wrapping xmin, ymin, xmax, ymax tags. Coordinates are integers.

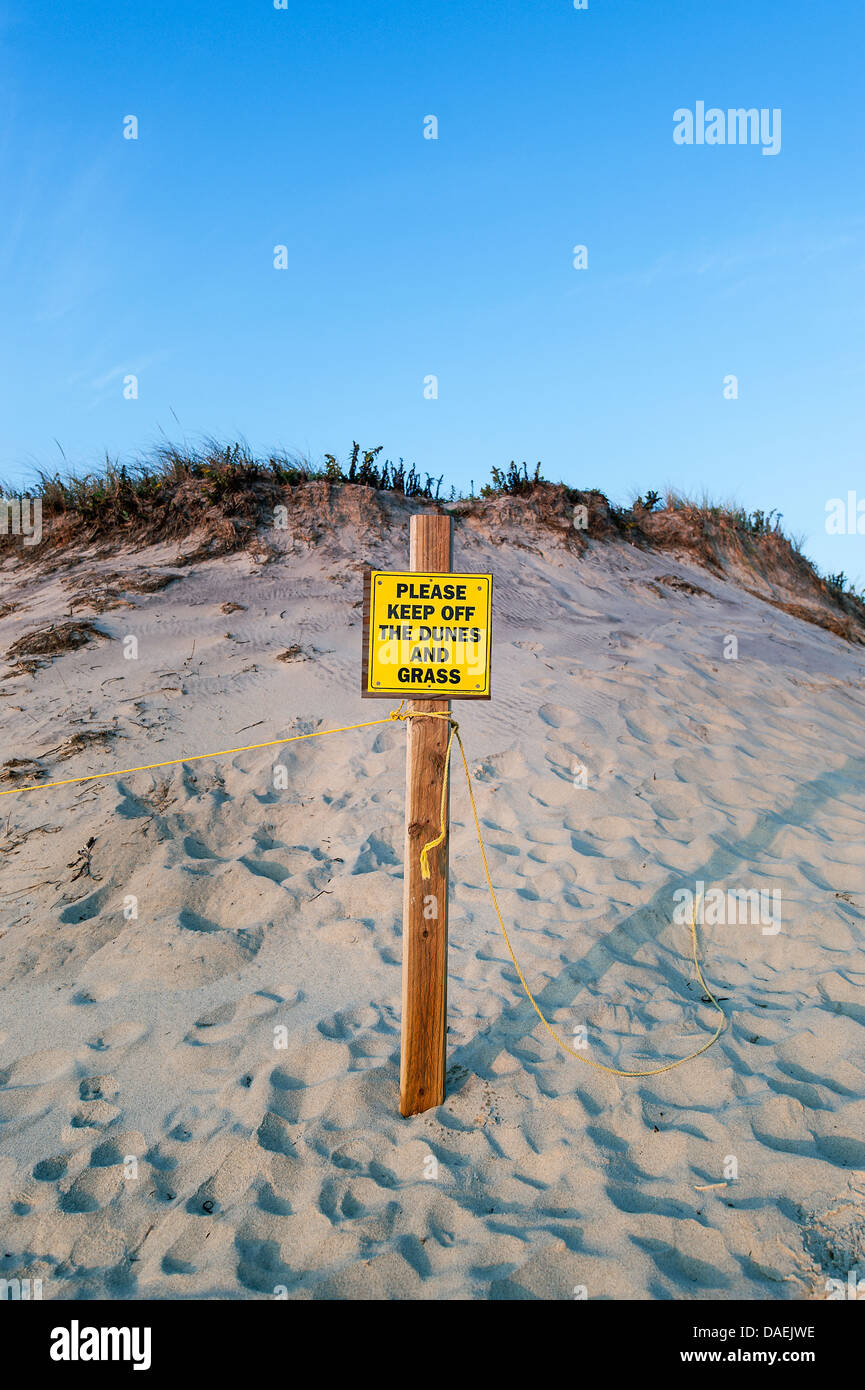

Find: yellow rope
<box><xmin>454</xmin><ymin>726</ymin><xmax>725</xmax><ymax>1075</ymax></box>
<box><xmin>394</xmin><ymin>708</ymin><xmax>727</xmax><ymax>1077</ymax></box>
<box><xmin>0</xmin><ymin>712</ymin><xmax>406</xmax><ymax>798</ymax></box>
<box><xmin>1</xmin><ymin>701</ymin><xmax>727</xmax><ymax>1077</ymax></box>
<box><xmin>393</xmin><ymin>708</ymin><xmax>456</xmax><ymax>881</ymax></box>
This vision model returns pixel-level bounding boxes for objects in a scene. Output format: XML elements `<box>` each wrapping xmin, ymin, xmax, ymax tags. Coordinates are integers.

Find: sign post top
<box><xmin>362</xmin><ymin>569</ymin><xmax>493</xmax><ymax>699</ymax></box>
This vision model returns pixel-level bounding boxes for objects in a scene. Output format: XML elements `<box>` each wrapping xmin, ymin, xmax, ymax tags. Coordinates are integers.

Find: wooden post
<box><xmin>399</xmin><ymin>513</ymin><xmax>453</xmax><ymax>1117</ymax></box>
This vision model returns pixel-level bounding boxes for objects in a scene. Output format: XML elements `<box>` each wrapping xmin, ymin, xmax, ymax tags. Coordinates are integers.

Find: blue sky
<box><xmin>1</xmin><ymin>0</ymin><xmax>863</xmax><ymax>583</ymax></box>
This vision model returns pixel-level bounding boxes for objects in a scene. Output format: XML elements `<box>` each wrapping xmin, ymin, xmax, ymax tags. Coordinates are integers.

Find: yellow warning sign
<box><xmin>362</xmin><ymin>571</ymin><xmax>492</xmax><ymax>699</ymax></box>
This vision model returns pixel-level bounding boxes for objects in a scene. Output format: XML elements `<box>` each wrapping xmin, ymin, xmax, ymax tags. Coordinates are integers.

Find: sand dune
<box><xmin>1</xmin><ymin>492</ymin><xmax>864</xmax><ymax>1299</ymax></box>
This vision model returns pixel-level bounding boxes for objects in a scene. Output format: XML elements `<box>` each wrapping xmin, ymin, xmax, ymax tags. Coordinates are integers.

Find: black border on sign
<box><xmin>361</xmin><ymin>569</ymin><xmax>493</xmax><ymax>699</ymax></box>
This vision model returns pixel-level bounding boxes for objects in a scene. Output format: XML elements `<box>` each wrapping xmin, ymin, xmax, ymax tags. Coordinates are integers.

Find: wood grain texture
<box><xmin>360</xmin><ymin>568</ymin><xmax>373</xmax><ymax>697</ymax></box>
<box><xmin>399</xmin><ymin>513</ymin><xmax>453</xmax><ymax>1116</ymax></box>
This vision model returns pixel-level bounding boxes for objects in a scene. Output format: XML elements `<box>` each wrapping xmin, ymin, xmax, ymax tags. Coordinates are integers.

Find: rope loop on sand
<box><xmin>1</xmin><ymin>706</ymin><xmax>727</xmax><ymax>1077</ymax></box>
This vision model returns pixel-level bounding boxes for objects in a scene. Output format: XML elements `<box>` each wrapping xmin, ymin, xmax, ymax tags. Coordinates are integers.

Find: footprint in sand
<box><xmin>69</xmin><ymin>1071</ymin><xmax>122</xmax><ymax>1130</ymax></box>
<box><xmin>86</xmin><ymin>1021</ymin><xmax>148</xmax><ymax>1053</ymax></box>
<box><xmin>0</xmin><ymin>1049</ymin><xmax>76</xmax><ymax>1086</ymax></box>
<box><xmin>317</xmin><ymin>1004</ymin><xmax>380</xmax><ymax>1040</ymax></box>
<box><xmin>90</xmin><ymin>1131</ymin><xmax>146</xmax><ymax>1167</ymax></box>
<box><xmin>0</xmin><ymin>1048</ymin><xmax>78</xmax><ymax>1130</ymax></box>
<box><xmin>60</xmin><ymin>1166</ymin><xmax>124</xmax><ymax>1213</ymax></box>
<box><xmin>185</xmin><ymin>991</ymin><xmax>283</xmax><ymax>1047</ymax></box>
<box><xmin>70</xmin><ymin>1100</ymin><xmax>121</xmax><ymax>1130</ymax></box>
<box><xmin>256</xmin><ymin>1108</ymin><xmax>298</xmax><ymax>1155</ymax></box>
<box><xmin>33</xmin><ymin>1154</ymin><xmax>70</xmax><ymax>1182</ymax></box>
<box><xmin>78</xmin><ymin>1074</ymin><xmax>120</xmax><ymax>1102</ymax></box>
<box><xmin>537</xmin><ymin>702</ymin><xmax>580</xmax><ymax>730</ymax></box>
<box><xmin>316</xmin><ymin>1003</ymin><xmax>397</xmax><ymax>1071</ymax></box>
<box><xmin>73</xmin><ymin>981</ymin><xmax>119</xmax><ymax>1004</ymax></box>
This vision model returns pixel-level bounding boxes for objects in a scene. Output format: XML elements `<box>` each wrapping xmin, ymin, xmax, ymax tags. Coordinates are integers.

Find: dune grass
<box><xmin>1</xmin><ymin>440</ymin><xmax>862</xmax><ymax>610</ymax></box>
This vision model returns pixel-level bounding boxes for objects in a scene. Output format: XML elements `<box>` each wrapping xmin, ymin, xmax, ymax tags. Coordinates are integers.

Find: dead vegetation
<box><xmin>741</xmin><ymin>590</ymin><xmax>863</xmax><ymax>644</ymax></box>
<box><xmin>4</xmin><ymin>620</ymin><xmax>107</xmax><ymax>675</ymax></box>
<box><xmin>639</xmin><ymin>498</ymin><xmax>865</xmax><ymax>644</ymax></box>
<box><xmin>51</xmin><ymin>729</ymin><xmax>117</xmax><ymax>760</ymax></box>
<box><xmin>0</xmin><ymin>725</ymin><xmax>116</xmax><ymax>803</ymax></box>
<box><xmin>463</xmin><ymin>483</ymin><xmax>865</xmax><ymax>643</ymax></box>
<box><xmin>650</xmin><ymin>574</ymin><xmax>715</xmax><ymax>598</ymax></box>
<box><xmin>63</xmin><ymin>568</ymin><xmax>177</xmax><ymax>613</ymax></box>
<box><xmin>0</xmin><ymin>729</ymin><xmax>116</xmax><ymax>788</ymax></box>
<box><xmin>67</xmin><ymin>836</ymin><xmax>98</xmax><ymax>882</ymax></box>
<box><xmin>0</xmin><ymin>757</ymin><xmax>46</xmax><ymax>785</ymax></box>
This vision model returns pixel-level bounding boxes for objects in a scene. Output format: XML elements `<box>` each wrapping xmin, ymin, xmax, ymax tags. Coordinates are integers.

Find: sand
<box><xmin>1</xmin><ymin>494</ymin><xmax>864</xmax><ymax>1300</ymax></box>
